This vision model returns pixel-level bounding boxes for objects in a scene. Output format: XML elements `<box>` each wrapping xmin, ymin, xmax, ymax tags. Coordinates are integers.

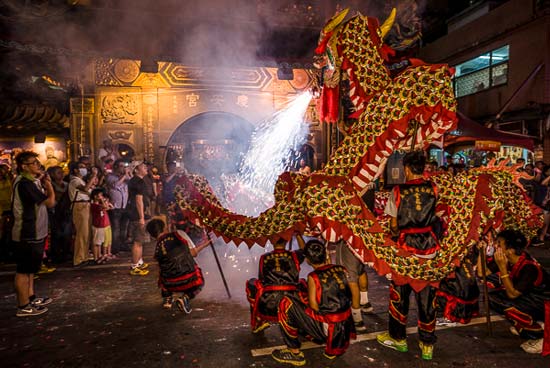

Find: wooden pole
<box><xmin>479</xmin><ymin>243</ymin><xmax>493</xmax><ymax>336</ymax></box>
<box><xmin>206</xmin><ymin>233</ymin><xmax>232</xmax><ymax>299</ymax></box>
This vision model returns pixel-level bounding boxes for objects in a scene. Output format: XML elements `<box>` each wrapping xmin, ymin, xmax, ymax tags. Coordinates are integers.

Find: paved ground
<box><xmin>1</xmin><ymin>239</ymin><xmax>549</xmax><ymax>368</ymax></box>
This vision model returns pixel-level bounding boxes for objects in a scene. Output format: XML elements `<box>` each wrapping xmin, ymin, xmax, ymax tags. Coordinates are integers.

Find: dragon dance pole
<box><xmin>479</xmin><ymin>243</ymin><xmax>493</xmax><ymax>336</ymax></box>
<box><xmin>206</xmin><ymin>232</ymin><xmax>232</xmax><ymax>299</ymax></box>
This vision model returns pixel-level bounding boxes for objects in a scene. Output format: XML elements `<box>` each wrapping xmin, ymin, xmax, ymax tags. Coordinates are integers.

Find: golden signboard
<box><xmin>475</xmin><ymin>140</ymin><xmax>501</xmax><ymax>151</ymax></box>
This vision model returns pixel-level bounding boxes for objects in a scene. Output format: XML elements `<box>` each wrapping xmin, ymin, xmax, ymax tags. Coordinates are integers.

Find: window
<box><xmin>453</xmin><ymin>45</ymin><xmax>509</xmax><ymax>97</ymax></box>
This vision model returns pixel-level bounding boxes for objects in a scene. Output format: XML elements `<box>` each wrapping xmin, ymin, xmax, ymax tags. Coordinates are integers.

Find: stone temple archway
<box><xmin>165</xmin><ymin>111</ymin><xmax>254</xmax><ymax>189</ymax></box>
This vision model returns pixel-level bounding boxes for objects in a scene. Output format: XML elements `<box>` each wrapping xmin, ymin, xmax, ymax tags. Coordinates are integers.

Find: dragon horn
<box><xmin>322</xmin><ymin>8</ymin><xmax>350</xmax><ymax>33</ymax></box>
<box><xmin>380</xmin><ymin>8</ymin><xmax>397</xmax><ymax>39</ymax></box>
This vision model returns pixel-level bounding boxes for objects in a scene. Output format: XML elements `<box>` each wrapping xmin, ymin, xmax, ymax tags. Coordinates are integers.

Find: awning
<box><xmin>444</xmin><ymin>112</ymin><xmax>534</xmax><ymax>151</ymax></box>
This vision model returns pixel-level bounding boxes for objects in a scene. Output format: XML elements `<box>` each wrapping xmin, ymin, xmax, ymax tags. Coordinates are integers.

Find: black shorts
<box><xmin>15</xmin><ymin>239</ymin><xmax>46</xmax><ymax>274</ymax></box>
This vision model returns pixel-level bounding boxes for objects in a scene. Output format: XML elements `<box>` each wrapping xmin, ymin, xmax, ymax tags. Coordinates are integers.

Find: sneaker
<box><xmin>137</xmin><ymin>262</ymin><xmax>149</xmax><ymax>270</ymax></box>
<box><xmin>520</xmin><ymin>338</ymin><xmax>543</xmax><ymax>354</ymax></box>
<box><xmin>323</xmin><ymin>352</ymin><xmax>337</xmax><ymax>360</ymax></box>
<box><xmin>130</xmin><ymin>267</ymin><xmax>149</xmax><ymax>276</ymax></box>
<box><xmin>162</xmin><ymin>296</ymin><xmax>173</xmax><ymax>309</ymax></box>
<box><xmin>16</xmin><ymin>305</ymin><xmax>48</xmax><ymax>317</ymax></box>
<box><xmin>531</xmin><ymin>239</ymin><xmax>544</xmax><ymax>247</ymax></box>
<box><xmin>354</xmin><ymin>320</ymin><xmax>367</xmax><ymax>332</ymax></box>
<box><xmin>37</xmin><ymin>264</ymin><xmax>56</xmax><ymax>274</ymax></box>
<box><xmin>360</xmin><ymin>302</ymin><xmax>374</xmax><ymax>314</ymax></box>
<box><xmin>419</xmin><ymin>341</ymin><xmax>434</xmax><ymax>360</ymax></box>
<box><xmin>182</xmin><ymin>295</ymin><xmax>192</xmax><ymax>314</ymax></box>
<box><xmin>252</xmin><ymin>321</ymin><xmax>271</xmax><ymax>333</ymax></box>
<box><xmin>436</xmin><ymin>317</ymin><xmax>457</xmax><ymax>327</ymax></box>
<box><xmin>31</xmin><ymin>297</ymin><xmax>52</xmax><ymax>307</ymax></box>
<box><xmin>376</xmin><ymin>332</ymin><xmax>408</xmax><ymax>352</ymax></box>
<box><xmin>509</xmin><ymin>326</ymin><xmax>520</xmax><ymax>336</ymax></box>
<box><xmin>271</xmin><ymin>348</ymin><xmax>306</xmax><ymax>366</ymax></box>
<box><xmin>175</xmin><ymin>295</ymin><xmax>192</xmax><ymax>314</ymax></box>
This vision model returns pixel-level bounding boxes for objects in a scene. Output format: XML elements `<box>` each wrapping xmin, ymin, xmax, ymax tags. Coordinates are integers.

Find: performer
<box><xmin>435</xmin><ymin>245</ymin><xmax>480</xmax><ymax>325</ymax></box>
<box><xmin>478</xmin><ymin>229</ymin><xmax>550</xmax><ymax>354</ymax></box>
<box><xmin>377</xmin><ymin>150</ymin><xmax>441</xmax><ymax>361</ymax></box>
<box><xmin>271</xmin><ymin>239</ymin><xmax>355</xmax><ymax>366</ymax></box>
<box><xmin>246</xmin><ymin>234</ymin><xmax>306</xmax><ymax>333</ymax></box>
<box><xmin>145</xmin><ymin>218</ymin><xmax>211</xmax><ymax>313</ymax></box>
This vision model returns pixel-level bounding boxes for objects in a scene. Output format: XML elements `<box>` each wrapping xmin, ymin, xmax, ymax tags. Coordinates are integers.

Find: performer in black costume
<box><xmin>478</xmin><ymin>229</ymin><xmax>550</xmax><ymax>353</ymax></box>
<box><xmin>271</xmin><ymin>239</ymin><xmax>355</xmax><ymax>366</ymax></box>
<box><xmin>246</xmin><ymin>234</ymin><xmax>306</xmax><ymax>333</ymax></box>
<box><xmin>377</xmin><ymin>150</ymin><xmax>440</xmax><ymax>361</ymax></box>
<box><xmin>146</xmin><ymin>218</ymin><xmax>211</xmax><ymax>313</ymax></box>
<box><xmin>436</xmin><ymin>246</ymin><xmax>480</xmax><ymax>325</ymax></box>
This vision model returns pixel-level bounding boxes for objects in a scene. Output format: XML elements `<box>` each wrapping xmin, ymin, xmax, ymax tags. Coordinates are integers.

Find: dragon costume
<box><xmin>174</xmin><ymin>9</ymin><xmax>541</xmax><ymax>291</ymax></box>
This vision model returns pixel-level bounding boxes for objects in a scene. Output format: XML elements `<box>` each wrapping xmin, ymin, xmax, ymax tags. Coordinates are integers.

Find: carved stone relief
<box><xmin>95</xmin><ymin>59</ymin><xmax>122</xmax><ymax>86</ymax></box>
<box><xmin>113</xmin><ymin>60</ymin><xmax>140</xmax><ymax>83</ymax></box>
<box><xmin>108</xmin><ymin>130</ymin><xmax>133</xmax><ymax>143</ymax></box>
<box><xmin>100</xmin><ymin>94</ymin><xmax>139</xmax><ymax>124</ymax></box>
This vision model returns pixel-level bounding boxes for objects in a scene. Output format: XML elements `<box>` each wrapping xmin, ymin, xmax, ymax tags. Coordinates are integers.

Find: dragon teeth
<box><xmin>394</xmin><ymin>129</ymin><xmax>405</xmax><ymax>137</ymax></box>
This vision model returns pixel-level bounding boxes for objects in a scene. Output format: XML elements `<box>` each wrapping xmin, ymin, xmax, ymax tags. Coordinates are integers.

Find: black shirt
<box><xmin>126</xmin><ymin>176</ymin><xmax>147</xmax><ymax>221</ymax></box>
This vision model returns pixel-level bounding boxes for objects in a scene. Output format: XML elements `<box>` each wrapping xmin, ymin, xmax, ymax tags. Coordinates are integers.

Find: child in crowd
<box><xmin>90</xmin><ymin>188</ymin><xmax>114</xmax><ymax>264</ymax></box>
<box><xmin>103</xmin><ymin>158</ymin><xmax>114</xmax><ymax>174</ymax></box>
<box><xmin>146</xmin><ymin>218</ymin><xmax>211</xmax><ymax>313</ymax></box>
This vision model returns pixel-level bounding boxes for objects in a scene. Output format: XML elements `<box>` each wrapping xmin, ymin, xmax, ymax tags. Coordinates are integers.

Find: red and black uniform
<box><xmin>154</xmin><ymin>230</ymin><xmax>204</xmax><ymax>299</ymax></box>
<box><xmin>393</xmin><ymin>179</ymin><xmax>440</xmax><ymax>257</ymax></box>
<box><xmin>246</xmin><ymin>249</ymin><xmax>305</xmax><ymax>330</ymax></box>
<box><xmin>436</xmin><ymin>247</ymin><xmax>480</xmax><ymax>324</ymax></box>
<box><xmin>487</xmin><ymin>252</ymin><xmax>550</xmax><ymax>340</ymax></box>
<box><xmin>387</xmin><ymin>178</ymin><xmax>440</xmax><ymax>345</ymax></box>
<box><xmin>278</xmin><ymin>265</ymin><xmax>356</xmax><ymax>356</ymax></box>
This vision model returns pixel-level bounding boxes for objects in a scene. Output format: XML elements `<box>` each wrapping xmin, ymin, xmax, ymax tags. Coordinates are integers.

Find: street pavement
<box><xmin>0</xmin><ymin>239</ymin><xmax>549</xmax><ymax>367</ymax></box>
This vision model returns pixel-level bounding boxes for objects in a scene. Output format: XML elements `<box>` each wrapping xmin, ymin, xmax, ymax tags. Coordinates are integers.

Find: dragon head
<box><xmin>314</xmin><ymin>8</ymin><xmax>397</xmax><ymax>123</ymax></box>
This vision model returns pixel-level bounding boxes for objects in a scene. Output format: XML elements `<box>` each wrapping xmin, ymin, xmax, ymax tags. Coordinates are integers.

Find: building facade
<box><xmin>418</xmin><ymin>0</ymin><xmax>550</xmax><ymax>160</ymax></box>
<box><xmin>70</xmin><ymin>59</ymin><xmax>325</xmax><ymax>174</ymax></box>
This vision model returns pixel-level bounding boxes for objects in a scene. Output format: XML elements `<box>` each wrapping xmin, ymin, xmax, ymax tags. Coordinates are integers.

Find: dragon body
<box><xmin>175</xmin><ymin>9</ymin><xmax>541</xmax><ymax>290</ymax></box>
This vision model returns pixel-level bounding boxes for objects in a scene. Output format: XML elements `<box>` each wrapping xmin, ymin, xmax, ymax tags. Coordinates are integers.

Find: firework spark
<box><xmin>234</xmin><ymin>92</ymin><xmax>312</xmax><ymax>214</ymax></box>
